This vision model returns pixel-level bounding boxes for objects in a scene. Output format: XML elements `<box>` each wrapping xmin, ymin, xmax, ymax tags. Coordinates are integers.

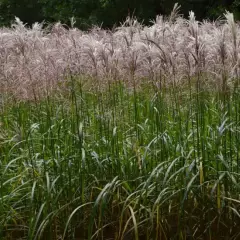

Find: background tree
<box><xmin>0</xmin><ymin>0</ymin><xmax>239</xmax><ymax>28</ymax></box>
<box><xmin>0</xmin><ymin>0</ymin><xmax>43</xmax><ymax>25</ymax></box>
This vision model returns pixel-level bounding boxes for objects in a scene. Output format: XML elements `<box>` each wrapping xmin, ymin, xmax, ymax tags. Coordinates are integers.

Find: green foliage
<box><xmin>232</xmin><ymin>0</ymin><xmax>240</xmax><ymax>19</ymax></box>
<box><xmin>39</xmin><ymin>0</ymin><xmax>101</xmax><ymax>28</ymax></box>
<box><xmin>1</xmin><ymin>78</ymin><xmax>240</xmax><ymax>239</ymax></box>
<box><xmin>0</xmin><ymin>0</ymin><xmax>239</xmax><ymax>28</ymax></box>
<box><xmin>0</xmin><ymin>0</ymin><xmax>43</xmax><ymax>26</ymax></box>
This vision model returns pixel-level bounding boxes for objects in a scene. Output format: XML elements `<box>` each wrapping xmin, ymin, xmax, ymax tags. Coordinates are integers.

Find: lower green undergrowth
<box><xmin>0</xmin><ymin>77</ymin><xmax>240</xmax><ymax>239</ymax></box>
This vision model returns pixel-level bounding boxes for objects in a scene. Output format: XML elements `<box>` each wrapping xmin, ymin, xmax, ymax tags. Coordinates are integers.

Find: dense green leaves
<box><xmin>1</xmin><ymin>79</ymin><xmax>240</xmax><ymax>239</ymax></box>
<box><xmin>0</xmin><ymin>0</ymin><xmax>239</xmax><ymax>28</ymax></box>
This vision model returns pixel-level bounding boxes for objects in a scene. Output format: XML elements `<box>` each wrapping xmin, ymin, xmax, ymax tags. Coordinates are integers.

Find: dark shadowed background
<box><xmin>0</xmin><ymin>0</ymin><xmax>239</xmax><ymax>29</ymax></box>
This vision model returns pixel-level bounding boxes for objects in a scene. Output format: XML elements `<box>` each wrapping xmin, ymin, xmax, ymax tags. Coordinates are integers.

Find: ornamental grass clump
<box><xmin>0</xmin><ymin>6</ymin><xmax>239</xmax><ymax>97</ymax></box>
<box><xmin>0</xmin><ymin>4</ymin><xmax>240</xmax><ymax>240</ymax></box>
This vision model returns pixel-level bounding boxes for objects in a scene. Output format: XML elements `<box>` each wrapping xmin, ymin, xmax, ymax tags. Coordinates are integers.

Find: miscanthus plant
<box><xmin>0</xmin><ymin>4</ymin><xmax>240</xmax><ymax>240</ymax></box>
<box><xmin>0</xmin><ymin>4</ymin><xmax>239</xmax><ymax>97</ymax></box>
<box><xmin>1</xmin><ymin>76</ymin><xmax>240</xmax><ymax>240</ymax></box>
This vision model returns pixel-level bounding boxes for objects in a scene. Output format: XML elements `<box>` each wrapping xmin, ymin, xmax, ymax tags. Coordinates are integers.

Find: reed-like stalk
<box><xmin>1</xmin><ymin>6</ymin><xmax>240</xmax><ymax>240</ymax></box>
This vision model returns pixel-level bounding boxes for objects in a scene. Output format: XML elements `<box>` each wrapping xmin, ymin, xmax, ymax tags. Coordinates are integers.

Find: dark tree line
<box><xmin>0</xmin><ymin>0</ymin><xmax>239</xmax><ymax>29</ymax></box>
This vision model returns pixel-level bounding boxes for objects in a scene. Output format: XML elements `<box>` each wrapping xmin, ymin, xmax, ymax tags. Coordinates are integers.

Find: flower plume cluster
<box><xmin>0</xmin><ymin>10</ymin><xmax>239</xmax><ymax>98</ymax></box>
